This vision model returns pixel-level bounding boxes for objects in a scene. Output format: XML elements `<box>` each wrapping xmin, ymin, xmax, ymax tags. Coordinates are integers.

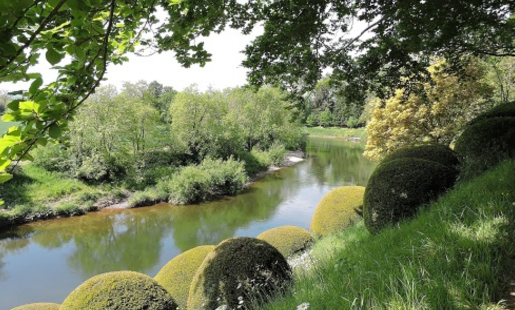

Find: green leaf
<box><xmin>29</xmin><ymin>77</ymin><xmax>43</xmax><ymax>94</ymax></box>
<box><xmin>0</xmin><ymin>159</ymin><xmax>11</xmax><ymax>171</ymax></box>
<box><xmin>7</xmin><ymin>100</ymin><xmax>19</xmax><ymax>111</ymax></box>
<box><xmin>37</xmin><ymin>138</ymin><xmax>48</xmax><ymax>146</ymax></box>
<box><xmin>48</xmin><ymin>123</ymin><xmax>62</xmax><ymax>138</ymax></box>
<box><xmin>19</xmin><ymin>100</ymin><xmax>38</xmax><ymax>112</ymax></box>
<box><xmin>1</xmin><ymin>113</ymin><xmax>15</xmax><ymax>122</ymax></box>
<box><xmin>0</xmin><ymin>173</ymin><xmax>13</xmax><ymax>183</ymax></box>
<box><xmin>46</xmin><ymin>47</ymin><xmax>64</xmax><ymax>65</ymax></box>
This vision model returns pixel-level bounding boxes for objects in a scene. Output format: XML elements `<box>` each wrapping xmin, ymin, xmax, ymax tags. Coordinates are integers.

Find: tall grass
<box><xmin>257</xmin><ymin>159</ymin><xmax>515</xmax><ymax>310</ymax></box>
<box><xmin>304</xmin><ymin>127</ymin><xmax>367</xmax><ymax>141</ymax></box>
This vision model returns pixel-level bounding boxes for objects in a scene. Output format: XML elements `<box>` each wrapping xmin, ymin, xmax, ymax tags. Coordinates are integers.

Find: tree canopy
<box><xmin>0</xmin><ymin>0</ymin><xmax>514</xmax><ymax>199</ymax></box>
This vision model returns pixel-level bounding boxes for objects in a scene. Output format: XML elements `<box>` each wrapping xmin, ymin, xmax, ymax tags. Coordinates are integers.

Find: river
<box><xmin>0</xmin><ymin>137</ymin><xmax>376</xmax><ymax>309</ymax></box>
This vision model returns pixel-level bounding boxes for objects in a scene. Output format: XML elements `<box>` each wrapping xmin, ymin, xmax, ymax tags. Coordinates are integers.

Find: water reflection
<box><xmin>0</xmin><ymin>137</ymin><xmax>376</xmax><ymax>309</ymax></box>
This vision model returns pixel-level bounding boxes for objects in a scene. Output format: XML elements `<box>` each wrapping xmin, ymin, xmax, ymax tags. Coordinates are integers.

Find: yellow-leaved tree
<box><xmin>364</xmin><ymin>59</ymin><xmax>493</xmax><ymax>162</ymax></box>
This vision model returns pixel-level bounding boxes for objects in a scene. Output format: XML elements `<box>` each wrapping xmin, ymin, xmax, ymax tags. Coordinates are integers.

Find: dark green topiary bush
<box><xmin>154</xmin><ymin>245</ymin><xmax>215</xmax><ymax>310</ymax></box>
<box><xmin>310</xmin><ymin>186</ymin><xmax>365</xmax><ymax>237</ymax></box>
<box><xmin>455</xmin><ymin>117</ymin><xmax>515</xmax><ymax>179</ymax></box>
<box><xmin>466</xmin><ymin>101</ymin><xmax>515</xmax><ymax>126</ymax></box>
<box><xmin>257</xmin><ymin>226</ymin><xmax>313</xmax><ymax>258</ymax></box>
<box><xmin>364</xmin><ymin>158</ymin><xmax>458</xmax><ymax>234</ymax></box>
<box><xmin>10</xmin><ymin>303</ymin><xmax>60</xmax><ymax>310</ymax></box>
<box><xmin>188</xmin><ymin>237</ymin><xmax>292</xmax><ymax>310</ymax></box>
<box><xmin>60</xmin><ymin>271</ymin><xmax>177</xmax><ymax>310</ymax></box>
<box><xmin>381</xmin><ymin>144</ymin><xmax>460</xmax><ymax>170</ymax></box>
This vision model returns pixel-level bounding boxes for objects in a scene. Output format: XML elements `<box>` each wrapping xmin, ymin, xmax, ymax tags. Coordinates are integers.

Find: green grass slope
<box><xmin>257</xmin><ymin>159</ymin><xmax>515</xmax><ymax>310</ymax></box>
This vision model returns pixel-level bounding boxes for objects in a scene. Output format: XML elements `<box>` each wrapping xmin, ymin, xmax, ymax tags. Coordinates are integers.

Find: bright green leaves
<box><xmin>46</xmin><ymin>47</ymin><xmax>65</xmax><ymax>65</ymax></box>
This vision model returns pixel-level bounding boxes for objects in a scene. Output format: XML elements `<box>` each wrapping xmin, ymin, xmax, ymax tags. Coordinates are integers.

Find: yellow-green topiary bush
<box><xmin>188</xmin><ymin>237</ymin><xmax>292</xmax><ymax>310</ymax></box>
<box><xmin>10</xmin><ymin>303</ymin><xmax>60</xmax><ymax>310</ymax></box>
<box><xmin>257</xmin><ymin>226</ymin><xmax>313</xmax><ymax>258</ymax></box>
<box><xmin>310</xmin><ymin>186</ymin><xmax>365</xmax><ymax>237</ymax></box>
<box><xmin>154</xmin><ymin>245</ymin><xmax>215</xmax><ymax>310</ymax></box>
<box><xmin>60</xmin><ymin>271</ymin><xmax>177</xmax><ymax>310</ymax></box>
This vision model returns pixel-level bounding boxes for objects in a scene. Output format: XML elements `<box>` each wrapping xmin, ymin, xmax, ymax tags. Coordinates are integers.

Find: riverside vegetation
<box><xmin>11</xmin><ymin>103</ymin><xmax>515</xmax><ymax>310</ymax></box>
<box><xmin>0</xmin><ymin>83</ymin><xmax>305</xmax><ymax>227</ymax></box>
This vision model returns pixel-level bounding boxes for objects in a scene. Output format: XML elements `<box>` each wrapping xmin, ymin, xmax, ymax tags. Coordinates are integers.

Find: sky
<box><xmin>1</xmin><ymin>27</ymin><xmax>260</xmax><ymax>93</ymax></box>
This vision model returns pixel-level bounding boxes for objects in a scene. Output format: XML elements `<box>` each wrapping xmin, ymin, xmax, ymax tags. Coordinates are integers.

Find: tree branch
<box><xmin>0</xmin><ymin>0</ymin><xmax>68</xmax><ymax>72</ymax></box>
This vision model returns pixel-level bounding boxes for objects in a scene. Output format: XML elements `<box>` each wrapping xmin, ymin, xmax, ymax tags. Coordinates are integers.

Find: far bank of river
<box><xmin>0</xmin><ymin>137</ymin><xmax>377</xmax><ymax>309</ymax></box>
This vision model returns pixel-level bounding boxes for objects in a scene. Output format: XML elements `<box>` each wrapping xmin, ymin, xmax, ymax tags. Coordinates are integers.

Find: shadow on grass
<box><xmin>0</xmin><ymin>169</ymin><xmax>35</xmax><ymax>209</ymax></box>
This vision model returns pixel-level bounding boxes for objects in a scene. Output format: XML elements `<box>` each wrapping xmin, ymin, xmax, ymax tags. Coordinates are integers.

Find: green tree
<box><xmin>487</xmin><ymin>57</ymin><xmax>515</xmax><ymax>103</ymax></box>
<box><xmin>319</xmin><ymin>108</ymin><xmax>333</xmax><ymax>127</ymax></box>
<box><xmin>364</xmin><ymin>59</ymin><xmax>493</xmax><ymax>162</ymax></box>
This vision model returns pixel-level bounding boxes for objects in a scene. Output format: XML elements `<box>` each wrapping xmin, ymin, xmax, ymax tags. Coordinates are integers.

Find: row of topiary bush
<box><xmin>362</xmin><ymin>101</ymin><xmax>515</xmax><ymax>234</ymax></box>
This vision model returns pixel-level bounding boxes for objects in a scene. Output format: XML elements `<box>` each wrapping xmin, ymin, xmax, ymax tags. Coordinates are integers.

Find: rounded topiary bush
<box><xmin>257</xmin><ymin>226</ymin><xmax>313</xmax><ymax>258</ymax></box>
<box><xmin>60</xmin><ymin>271</ymin><xmax>177</xmax><ymax>310</ymax></box>
<box><xmin>188</xmin><ymin>237</ymin><xmax>292</xmax><ymax>310</ymax></box>
<box><xmin>310</xmin><ymin>186</ymin><xmax>365</xmax><ymax>237</ymax></box>
<box><xmin>467</xmin><ymin>101</ymin><xmax>515</xmax><ymax>126</ymax></box>
<box><xmin>455</xmin><ymin>117</ymin><xmax>515</xmax><ymax>179</ymax></box>
<box><xmin>381</xmin><ymin>144</ymin><xmax>460</xmax><ymax>169</ymax></box>
<box><xmin>364</xmin><ymin>158</ymin><xmax>458</xmax><ymax>234</ymax></box>
<box><xmin>10</xmin><ymin>303</ymin><xmax>60</xmax><ymax>310</ymax></box>
<box><xmin>154</xmin><ymin>245</ymin><xmax>215</xmax><ymax>310</ymax></box>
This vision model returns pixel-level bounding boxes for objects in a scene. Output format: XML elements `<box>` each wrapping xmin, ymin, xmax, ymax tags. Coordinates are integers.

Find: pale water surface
<box><xmin>0</xmin><ymin>137</ymin><xmax>376</xmax><ymax>309</ymax></box>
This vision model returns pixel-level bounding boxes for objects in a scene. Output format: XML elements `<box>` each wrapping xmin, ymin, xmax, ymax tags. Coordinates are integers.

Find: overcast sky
<box><xmin>1</xmin><ymin>27</ymin><xmax>259</xmax><ymax>93</ymax></box>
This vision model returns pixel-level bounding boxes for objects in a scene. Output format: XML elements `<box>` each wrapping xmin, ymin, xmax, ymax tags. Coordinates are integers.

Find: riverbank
<box><xmin>256</xmin><ymin>158</ymin><xmax>515</xmax><ymax>310</ymax></box>
<box><xmin>0</xmin><ymin>151</ymin><xmax>305</xmax><ymax>230</ymax></box>
<box><xmin>304</xmin><ymin>126</ymin><xmax>367</xmax><ymax>142</ymax></box>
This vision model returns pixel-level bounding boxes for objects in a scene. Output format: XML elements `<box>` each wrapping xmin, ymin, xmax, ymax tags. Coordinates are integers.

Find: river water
<box><xmin>0</xmin><ymin>137</ymin><xmax>376</xmax><ymax>309</ymax></box>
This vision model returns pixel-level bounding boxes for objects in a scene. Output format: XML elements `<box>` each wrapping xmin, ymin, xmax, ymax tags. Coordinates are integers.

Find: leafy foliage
<box><xmin>364</xmin><ymin>158</ymin><xmax>458</xmax><ymax>234</ymax></box>
<box><xmin>167</xmin><ymin>157</ymin><xmax>248</xmax><ymax>205</ymax></box>
<box><xmin>364</xmin><ymin>59</ymin><xmax>493</xmax><ymax>162</ymax></box>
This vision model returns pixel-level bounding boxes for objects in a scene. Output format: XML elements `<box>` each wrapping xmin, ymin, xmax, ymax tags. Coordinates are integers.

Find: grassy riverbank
<box><xmin>304</xmin><ymin>127</ymin><xmax>367</xmax><ymax>141</ymax></box>
<box><xmin>258</xmin><ymin>159</ymin><xmax>515</xmax><ymax>310</ymax></box>
<box><xmin>0</xmin><ymin>165</ymin><xmax>126</xmax><ymax>226</ymax></box>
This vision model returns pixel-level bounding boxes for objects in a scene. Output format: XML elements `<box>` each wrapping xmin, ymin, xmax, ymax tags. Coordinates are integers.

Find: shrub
<box><xmin>381</xmin><ymin>143</ymin><xmax>460</xmax><ymax>169</ymax></box>
<box><xmin>60</xmin><ymin>271</ymin><xmax>177</xmax><ymax>310</ymax></box>
<box><xmin>467</xmin><ymin>101</ymin><xmax>515</xmax><ymax>126</ymax></box>
<box><xmin>310</xmin><ymin>186</ymin><xmax>365</xmax><ymax>237</ymax></box>
<box><xmin>128</xmin><ymin>186</ymin><xmax>168</xmax><ymax>208</ymax></box>
<box><xmin>10</xmin><ymin>303</ymin><xmax>60</xmax><ymax>310</ymax></box>
<box><xmin>455</xmin><ymin>117</ymin><xmax>515</xmax><ymax>179</ymax></box>
<box><xmin>257</xmin><ymin>226</ymin><xmax>313</xmax><ymax>258</ymax></box>
<box><xmin>188</xmin><ymin>237</ymin><xmax>292</xmax><ymax>310</ymax></box>
<box><xmin>154</xmin><ymin>245</ymin><xmax>215</xmax><ymax>310</ymax></box>
<box><xmin>31</xmin><ymin>144</ymin><xmax>70</xmax><ymax>172</ymax></box>
<box><xmin>167</xmin><ymin>157</ymin><xmax>248</xmax><ymax>204</ymax></box>
<box><xmin>364</xmin><ymin>158</ymin><xmax>457</xmax><ymax>234</ymax></box>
